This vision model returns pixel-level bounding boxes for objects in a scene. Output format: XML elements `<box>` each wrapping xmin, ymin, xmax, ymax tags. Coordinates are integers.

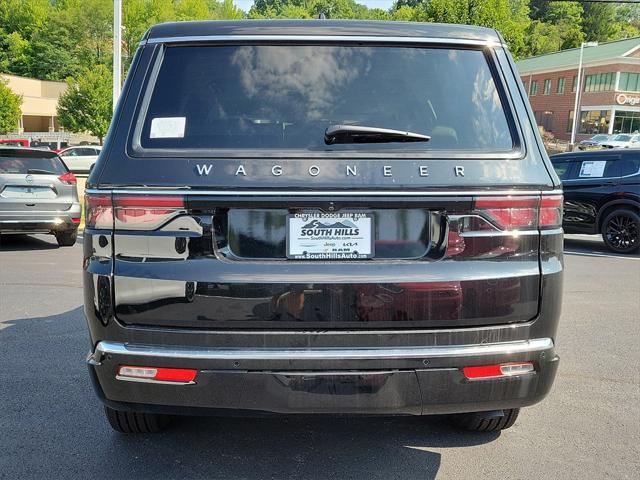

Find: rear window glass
<box><xmin>552</xmin><ymin>156</ymin><xmax>640</xmax><ymax>180</ymax></box>
<box><xmin>551</xmin><ymin>161</ymin><xmax>572</xmax><ymax>180</ymax></box>
<box><xmin>0</xmin><ymin>155</ymin><xmax>66</xmax><ymax>175</ymax></box>
<box><xmin>613</xmin><ymin>135</ymin><xmax>631</xmax><ymax>142</ymax></box>
<box><xmin>139</xmin><ymin>45</ymin><xmax>514</xmax><ymax>152</ymax></box>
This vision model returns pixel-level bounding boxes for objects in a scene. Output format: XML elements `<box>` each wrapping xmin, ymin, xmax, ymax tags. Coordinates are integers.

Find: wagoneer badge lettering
<box><xmin>195</xmin><ymin>164</ymin><xmax>457</xmax><ymax>179</ymax></box>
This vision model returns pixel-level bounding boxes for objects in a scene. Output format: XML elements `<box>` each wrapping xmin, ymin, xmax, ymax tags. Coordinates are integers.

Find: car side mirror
<box><xmin>89</xmin><ymin>163</ymin><xmax>95</xmax><ymax>173</ymax></box>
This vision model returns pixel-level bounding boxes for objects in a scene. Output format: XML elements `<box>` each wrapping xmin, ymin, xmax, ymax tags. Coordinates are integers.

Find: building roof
<box><xmin>516</xmin><ymin>37</ymin><xmax>640</xmax><ymax>74</ymax></box>
<box><xmin>145</xmin><ymin>20</ymin><xmax>502</xmax><ymax>43</ymax></box>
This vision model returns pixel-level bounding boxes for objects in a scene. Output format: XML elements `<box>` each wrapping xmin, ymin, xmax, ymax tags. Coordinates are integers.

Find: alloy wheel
<box><xmin>605</xmin><ymin>213</ymin><xmax>639</xmax><ymax>252</ymax></box>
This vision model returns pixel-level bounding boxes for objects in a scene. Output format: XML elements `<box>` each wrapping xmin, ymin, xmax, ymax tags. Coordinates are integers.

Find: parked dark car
<box><xmin>84</xmin><ymin>20</ymin><xmax>563</xmax><ymax>434</ymax></box>
<box><xmin>551</xmin><ymin>149</ymin><xmax>640</xmax><ymax>253</ymax></box>
<box><xmin>0</xmin><ymin>147</ymin><xmax>80</xmax><ymax>246</ymax></box>
<box><xmin>577</xmin><ymin>133</ymin><xmax>610</xmax><ymax>150</ymax></box>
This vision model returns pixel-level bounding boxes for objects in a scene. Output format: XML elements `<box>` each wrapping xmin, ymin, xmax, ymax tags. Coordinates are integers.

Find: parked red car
<box><xmin>0</xmin><ymin>139</ymin><xmax>29</xmax><ymax>147</ymax></box>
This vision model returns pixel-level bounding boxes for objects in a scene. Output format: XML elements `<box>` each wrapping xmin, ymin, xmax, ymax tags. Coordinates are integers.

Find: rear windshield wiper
<box><xmin>27</xmin><ymin>168</ymin><xmax>57</xmax><ymax>175</ymax></box>
<box><xmin>324</xmin><ymin>124</ymin><xmax>431</xmax><ymax>145</ymax></box>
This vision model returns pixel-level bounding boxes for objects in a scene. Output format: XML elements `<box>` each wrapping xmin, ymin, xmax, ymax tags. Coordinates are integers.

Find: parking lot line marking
<box><xmin>564</xmin><ymin>250</ymin><xmax>640</xmax><ymax>260</ymax></box>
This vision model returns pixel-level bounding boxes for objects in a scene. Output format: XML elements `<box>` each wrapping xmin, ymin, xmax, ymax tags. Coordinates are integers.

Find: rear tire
<box><xmin>449</xmin><ymin>408</ymin><xmax>520</xmax><ymax>432</ymax></box>
<box><xmin>104</xmin><ymin>406</ymin><xmax>171</xmax><ymax>434</ymax></box>
<box><xmin>601</xmin><ymin>208</ymin><xmax>640</xmax><ymax>254</ymax></box>
<box><xmin>55</xmin><ymin>229</ymin><xmax>77</xmax><ymax>247</ymax></box>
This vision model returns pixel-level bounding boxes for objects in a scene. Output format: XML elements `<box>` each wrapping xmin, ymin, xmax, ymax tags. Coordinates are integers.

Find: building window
<box><xmin>567</xmin><ymin>111</ymin><xmax>574</xmax><ymax>133</ymax></box>
<box><xmin>584</xmin><ymin>72</ymin><xmax>615</xmax><ymax>92</ymax></box>
<box><xmin>557</xmin><ymin>77</ymin><xmax>565</xmax><ymax>94</ymax></box>
<box><xmin>572</xmin><ymin>76</ymin><xmax>577</xmax><ymax>92</ymax></box>
<box><xmin>543</xmin><ymin>79</ymin><xmax>551</xmax><ymax>95</ymax></box>
<box><xmin>535</xmin><ymin>110</ymin><xmax>554</xmax><ymax>132</ymax></box>
<box><xmin>530</xmin><ymin>80</ymin><xmax>538</xmax><ymax>96</ymax></box>
<box><xmin>619</xmin><ymin>72</ymin><xmax>640</xmax><ymax>93</ymax></box>
<box><xmin>579</xmin><ymin>110</ymin><xmax>611</xmax><ymax>134</ymax></box>
<box><xmin>613</xmin><ymin>110</ymin><xmax>640</xmax><ymax>134</ymax></box>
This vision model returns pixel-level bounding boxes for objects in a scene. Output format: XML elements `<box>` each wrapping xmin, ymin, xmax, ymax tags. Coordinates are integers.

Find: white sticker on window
<box><xmin>150</xmin><ymin>117</ymin><xmax>186</xmax><ymax>139</ymax></box>
<box><xmin>579</xmin><ymin>161</ymin><xmax>606</xmax><ymax>178</ymax></box>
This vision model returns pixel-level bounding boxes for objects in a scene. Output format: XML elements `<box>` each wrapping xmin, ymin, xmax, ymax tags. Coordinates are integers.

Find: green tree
<box><xmin>393</xmin><ymin>0</ymin><xmax>424</xmax><ymax>7</ymax></box>
<box><xmin>525</xmin><ymin>20</ymin><xmax>563</xmax><ymax>56</ymax></box>
<box><xmin>123</xmin><ymin>0</ymin><xmax>176</xmax><ymax>67</ymax></box>
<box><xmin>613</xmin><ymin>4</ymin><xmax>640</xmax><ymax>39</ymax></box>
<box><xmin>0</xmin><ymin>31</ymin><xmax>31</xmax><ymax>76</ymax></box>
<box><xmin>527</xmin><ymin>0</ymin><xmax>585</xmax><ymax>53</ymax></box>
<box><xmin>25</xmin><ymin>12</ymin><xmax>83</xmax><ymax>80</ymax></box>
<box><xmin>0</xmin><ymin>0</ymin><xmax>52</xmax><ymax>38</ymax></box>
<box><xmin>251</xmin><ymin>0</ymin><xmax>291</xmax><ymax>16</ymax></box>
<box><xmin>391</xmin><ymin>5</ymin><xmax>417</xmax><ymax>21</ymax></box>
<box><xmin>419</xmin><ymin>0</ymin><xmax>530</xmax><ymax>58</ymax></box>
<box><xmin>57</xmin><ymin>65</ymin><xmax>112</xmax><ymax>144</ymax></box>
<box><xmin>175</xmin><ymin>0</ymin><xmax>211</xmax><ymax>20</ymax></box>
<box><xmin>0</xmin><ymin>79</ymin><xmax>22</xmax><ymax>134</ymax></box>
<box><xmin>615</xmin><ymin>3</ymin><xmax>640</xmax><ymax>27</ymax></box>
<box><xmin>582</xmin><ymin>2</ymin><xmax>616</xmax><ymax>43</ymax></box>
<box><xmin>213</xmin><ymin>0</ymin><xmax>245</xmax><ymax>19</ymax></box>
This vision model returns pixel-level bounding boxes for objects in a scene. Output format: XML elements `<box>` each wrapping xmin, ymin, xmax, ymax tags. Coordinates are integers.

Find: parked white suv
<box><xmin>58</xmin><ymin>145</ymin><xmax>101</xmax><ymax>173</ymax></box>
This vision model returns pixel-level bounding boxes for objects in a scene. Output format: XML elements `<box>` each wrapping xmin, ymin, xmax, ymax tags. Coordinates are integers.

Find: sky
<box><xmin>234</xmin><ymin>0</ymin><xmax>396</xmax><ymax>12</ymax></box>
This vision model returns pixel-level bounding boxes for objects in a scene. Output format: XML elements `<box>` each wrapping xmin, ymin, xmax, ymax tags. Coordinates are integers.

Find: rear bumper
<box><xmin>0</xmin><ymin>206</ymin><xmax>81</xmax><ymax>233</ymax></box>
<box><xmin>88</xmin><ymin>338</ymin><xmax>559</xmax><ymax>416</ymax></box>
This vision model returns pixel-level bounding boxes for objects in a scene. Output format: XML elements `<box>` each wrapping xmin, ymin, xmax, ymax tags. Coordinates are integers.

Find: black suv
<box><xmin>551</xmin><ymin>149</ymin><xmax>640</xmax><ymax>253</ymax></box>
<box><xmin>84</xmin><ymin>20</ymin><xmax>563</xmax><ymax>434</ymax></box>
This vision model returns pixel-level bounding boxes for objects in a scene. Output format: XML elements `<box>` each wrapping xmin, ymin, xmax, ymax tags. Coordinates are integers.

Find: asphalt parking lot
<box><xmin>0</xmin><ymin>234</ymin><xmax>638</xmax><ymax>480</ymax></box>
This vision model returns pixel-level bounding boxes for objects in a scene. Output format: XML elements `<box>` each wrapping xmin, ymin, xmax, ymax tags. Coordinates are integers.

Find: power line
<box><xmin>546</xmin><ymin>1</ymin><xmax>640</xmax><ymax>3</ymax></box>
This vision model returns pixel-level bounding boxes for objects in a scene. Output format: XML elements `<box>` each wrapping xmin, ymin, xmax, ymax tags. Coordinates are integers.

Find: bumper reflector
<box><xmin>117</xmin><ymin>365</ymin><xmax>197</xmax><ymax>384</ymax></box>
<box><xmin>463</xmin><ymin>362</ymin><xmax>534</xmax><ymax>379</ymax></box>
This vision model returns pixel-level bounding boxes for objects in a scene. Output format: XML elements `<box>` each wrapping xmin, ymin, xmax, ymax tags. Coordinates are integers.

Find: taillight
<box><xmin>539</xmin><ymin>194</ymin><xmax>563</xmax><ymax>228</ymax></box>
<box><xmin>474</xmin><ymin>196</ymin><xmax>538</xmax><ymax>230</ymax></box>
<box><xmin>113</xmin><ymin>195</ymin><xmax>185</xmax><ymax>230</ymax></box>
<box><xmin>474</xmin><ymin>194</ymin><xmax>563</xmax><ymax>231</ymax></box>
<box><xmin>58</xmin><ymin>172</ymin><xmax>77</xmax><ymax>184</ymax></box>
<box><xmin>85</xmin><ymin>193</ymin><xmax>112</xmax><ymax>229</ymax></box>
<box><xmin>83</xmin><ymin>193</ymin><xmax>185</xmax><ymax>231</ymax></box>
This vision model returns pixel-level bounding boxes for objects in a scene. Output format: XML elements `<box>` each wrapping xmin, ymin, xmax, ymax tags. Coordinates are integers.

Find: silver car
<box><xmin>601</xmin><ymin>134</ymin><xmax>640</xmax><ymax>149</ymax></box>
<box><xmin>0</xmin><ymin>147</ymin><xmax>81</xmax><ymax>246</ymax></box>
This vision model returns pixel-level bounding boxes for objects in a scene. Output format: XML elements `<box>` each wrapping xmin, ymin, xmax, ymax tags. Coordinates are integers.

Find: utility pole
<box><xmin>570</xmin><ymin>41</ymin><xmax>598</xmax><ymax>149</ymax></box>
<box><xmin>112</xmin><ymin>0</ymin><xmax>122</xmax><ymax>112</ymax></box>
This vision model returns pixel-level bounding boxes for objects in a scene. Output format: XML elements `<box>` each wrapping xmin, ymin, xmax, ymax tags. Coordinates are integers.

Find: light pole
<box><xmin>570</xmin><ymin>41</ymin><xmax>598</xmax><ymax>149</ymax></box>
<box><xmin>112</xmin><ymin>0</ymin><xmax>122</xmax><ymax>112</ymax></box>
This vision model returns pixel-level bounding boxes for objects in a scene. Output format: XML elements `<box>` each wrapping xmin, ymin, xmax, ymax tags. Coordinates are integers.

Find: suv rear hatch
<box><xmin>0</xmin><ymin>150</ymin><xmax>76</xmax><ymax>213</ymax></box>
<box><xmin>88</xmin><ymin>40</ymin><xmax>560</xmax><ymax>330</ymax></box>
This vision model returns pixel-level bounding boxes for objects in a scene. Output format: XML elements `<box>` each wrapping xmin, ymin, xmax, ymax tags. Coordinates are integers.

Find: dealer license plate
<box><xmin>286</xmin><ymin>212</ymin><xmax>374</xmax><ymax>260</ymax></box>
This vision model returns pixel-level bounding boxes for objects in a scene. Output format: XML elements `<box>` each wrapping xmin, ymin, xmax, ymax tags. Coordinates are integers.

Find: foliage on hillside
<box><xmin>1</xmin><ymin>0</ymin><xmax>638</xmax><ymax>83</ymax></box>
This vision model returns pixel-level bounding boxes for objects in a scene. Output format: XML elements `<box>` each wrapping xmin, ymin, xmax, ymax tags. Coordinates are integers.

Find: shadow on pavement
<box><xmin>0</xmin><ymin>233</ymin><xmax>63</xmax><ymax>251</ymax></box>
<box><xmin>564</xmin><ymin>235</ymin><xmax>640</xmax><ymax>259</ymax></box>
<box><xmin>0</xmin><ymin>307</ymin><xmax>499</xmax><ymax>480</ymax></box>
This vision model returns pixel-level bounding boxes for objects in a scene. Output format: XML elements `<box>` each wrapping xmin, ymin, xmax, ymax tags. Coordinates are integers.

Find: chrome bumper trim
<box><xmin>93</xmin><ymin>338</ymin><xmax>553</xmax><ymax>362</ymax></box>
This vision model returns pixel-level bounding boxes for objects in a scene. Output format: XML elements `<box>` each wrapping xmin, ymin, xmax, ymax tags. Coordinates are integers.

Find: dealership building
<box><xmin>0</xmin><ymin>73</ymin><xmax>98</xmax><ymax>147</ymax></box>
<box><xmin>516</xmin><ymin>37</ymin><xmax>640</xmax><ymax>142</ymax></box>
